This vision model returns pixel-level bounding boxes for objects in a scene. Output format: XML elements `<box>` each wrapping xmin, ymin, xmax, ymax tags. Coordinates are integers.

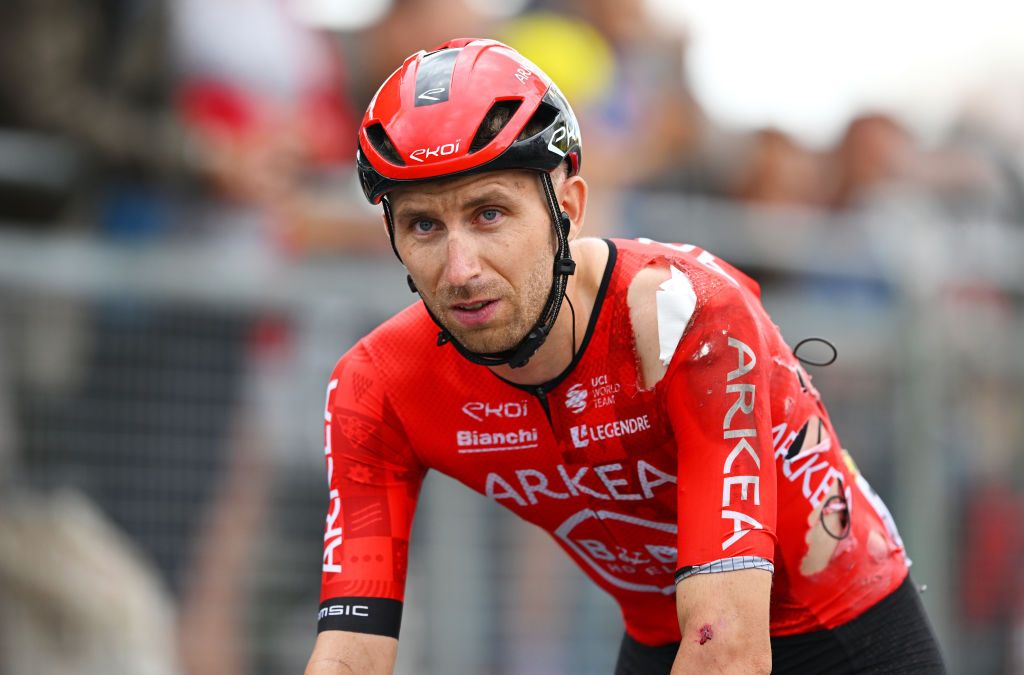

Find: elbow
<box><xmin>730</xmin><ymin>640</ymin><xmax>771</xmax><ymax>674</ymax></box>
<box><xmin>672</xmin><ymin>636</ymin><xmax>771</xmax><ymax>674</ymax></box>
<box><xmin>722</xmin><ymin>644</ymin><xmax>771</xmax><ymax>674</ymax></box>
<box><xmin>747</xmin><ymin>651</ymin><xmax>772</xmax><ymax>675</ymax></box>
<box><xmin>670</xmin><ymin>647</ymin><xmax>771</xmax><ymax>675</ymax></box>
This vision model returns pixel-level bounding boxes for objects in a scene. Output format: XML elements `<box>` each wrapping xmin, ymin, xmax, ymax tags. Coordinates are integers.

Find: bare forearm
<box><xmin>305</xmin><ymin>632</ymin><xmax>397</xmax><ymax>675</ymax></box>
<box><xmin>670</xmin><ymin>618</ymin><xmax>771</xmax><ymax>674</ymax></box>
<box><xmin>305</xmin><ymin>657</ymin><xmax>362</xmax><ymax>675</ymax></box>
<box><xmin>672</xmin><ymin>570</ymin><xmax>773</xmax><ymax>674</ymax></box>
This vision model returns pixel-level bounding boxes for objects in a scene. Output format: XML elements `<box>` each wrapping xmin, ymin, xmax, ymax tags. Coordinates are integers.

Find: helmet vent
<box><xmin>365</xmin><ymin>123</ymin><xmax>405</xmax><ymax>166</ymax></box>
<box><xmin>518</xmin><ymin>101</ymin><xmax>558</xmax><ymax>141</ymax></box>
<box><xmin>468</xmin><ymin>100</ymin><xmax>523</xmax><ymax>153</ymax></box>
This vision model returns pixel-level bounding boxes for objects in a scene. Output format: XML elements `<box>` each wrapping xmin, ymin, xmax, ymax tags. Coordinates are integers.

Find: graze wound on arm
<box><xmin>698</xmin><ymin>623</ymin><xmax>714</xmax><ymax>645</ymax></box>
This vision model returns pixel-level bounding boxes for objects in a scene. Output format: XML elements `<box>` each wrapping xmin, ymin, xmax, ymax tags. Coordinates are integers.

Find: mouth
<box><xmin>448</xmin><ymin>299</ymin><xmax>499</xmax><ymax>327</ymax></box>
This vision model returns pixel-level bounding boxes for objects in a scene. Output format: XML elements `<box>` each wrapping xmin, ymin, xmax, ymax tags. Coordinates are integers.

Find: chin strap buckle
<box><xmin>555</xmin><ymin>258</ymin><xmax>576</xmax><ymax>276</ymax></box>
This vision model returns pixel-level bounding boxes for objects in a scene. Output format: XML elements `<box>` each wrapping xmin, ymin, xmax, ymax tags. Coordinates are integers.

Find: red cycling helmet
<box><xmin>356</xmin><ymin>37</ymin><xmax>582</xmax><ymax>204</ymax></box>
<box><xmin>357</xmin><ymin>38</ymin><xmax>582</xmax><ymax>370</ymax></box>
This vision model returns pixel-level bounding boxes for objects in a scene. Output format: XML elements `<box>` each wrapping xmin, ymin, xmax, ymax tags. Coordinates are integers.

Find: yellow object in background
<box><xmin>499</xmin><ymin>13</ymin><xmax>615</xmax><ymax>109</ymax></box>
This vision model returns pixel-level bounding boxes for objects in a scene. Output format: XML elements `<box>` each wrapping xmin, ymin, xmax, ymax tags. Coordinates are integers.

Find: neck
<box><xmin>488</xmin><ymin>238</ymin><xmax>605</xmax><ymax>387</ymax></box>
<box><xmin>488</xmin><ymin>279</ymin><xmax>584</xmax><ymax>386</ymax></box>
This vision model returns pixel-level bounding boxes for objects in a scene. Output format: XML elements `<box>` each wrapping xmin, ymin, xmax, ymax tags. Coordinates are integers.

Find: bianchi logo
<box><xmin>565</xmin><ymin>384</ymin><xmax>588</xmax><ymax>414</ymax></box>
<box><xmin>570</xmin><ymin>415</ymin><xmax>651</xmax><ymax>449</ymax></box>
<box><xmin>457</xmin><ymin>428</ymin><xmax>539</xmax><ymax>454</ymax></box>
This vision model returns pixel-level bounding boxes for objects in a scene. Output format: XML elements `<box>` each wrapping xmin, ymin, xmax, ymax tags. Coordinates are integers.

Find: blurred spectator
<box><xmin>959</xmin><ymin>482</ymin><xmax>1024</xmax><ymax>674</ymax></box>
<box><xmin>947</xmin><ymin>82</ymin><xmax>1024</xmax><ymax>224</ymax></box>
<box><xmin>731</xmin><ymin>129</ymin><xmax>826</xmax><ymax>207</ymax></box>
<box><xmin>502</xmin><ymin>3</ymin><xmax>734</xmax><ymax>234</ymax></box>
<box><xmin>827</xmin><ymin>113</ymin><xmax>920</xmax><ymax>211</ymax></box>
<box><xmin>345</xmin><ymin>0</ymin><xmax>491</xmax><ymax>110</ymax></box>
<box><xmin>0</xmin><ymin>0</ymin><xmax>260</xmax><ymax>234</ymax></box>
<box><xmin>827</xmin><ymin>111</ymin><xmax>1016</xmax><ymax>222</ymax></box>
<box><xmin>563</xmin><ymin>0</ymin><xmax>709</xmax><ymax>193</ymax></box>
<box><xmin>171</xmin><ymin>0</ymin><xmax>385</xmax><ymax>255</ymax></box>
<box><xmin>165</xmin><ymin>2</ymin><xmax>399</xmax><ymax>669</ymax></box>
<box><xmin>0</xmin><ymin>0</ymin><xmax>379</xmax><ymax>252</ymax></box>
<box><xmin>0</xmin><ymin>2</ymin><xmax>402</xmax><ymax>671</ymax></box>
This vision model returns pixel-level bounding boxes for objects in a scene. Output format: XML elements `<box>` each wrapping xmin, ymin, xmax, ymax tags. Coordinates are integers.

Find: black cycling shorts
<box><xmin>613</xmin><ymin>575</ymin><xmax>946</xmax><ymax>674</ymax></box>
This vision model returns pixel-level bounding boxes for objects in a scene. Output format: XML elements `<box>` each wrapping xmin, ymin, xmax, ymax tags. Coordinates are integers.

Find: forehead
<box><xmin>388</xmin><ymin>170</ymin><xmax>540</xmax><ymax>215</ymax></box>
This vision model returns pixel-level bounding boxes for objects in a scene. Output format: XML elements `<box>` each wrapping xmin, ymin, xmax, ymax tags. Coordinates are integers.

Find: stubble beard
<box><xmin>428</xmin><ymin>254</ymin><xmax>552</xmax><ymax>355</ymax></box>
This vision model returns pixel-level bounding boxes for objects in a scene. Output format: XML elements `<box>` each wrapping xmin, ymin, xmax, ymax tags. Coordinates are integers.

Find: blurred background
<box><xmin>0</xmin><ymin>0</ymin><xmax>1022</xmax><ymax>673</ymax></box>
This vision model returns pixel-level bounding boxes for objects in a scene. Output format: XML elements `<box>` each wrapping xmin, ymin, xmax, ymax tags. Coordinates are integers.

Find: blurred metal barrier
<box><xmin>1</xmin><ymin>195</ymin><xmax>1021</xmax><ymax>674</ymax></box>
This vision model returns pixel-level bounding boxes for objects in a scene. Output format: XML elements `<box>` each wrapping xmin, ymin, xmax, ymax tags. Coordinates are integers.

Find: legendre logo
<box><xmin>570</xmin><ymin>415</ymin><xmax>651</xmax><ymax>449</ymax></box>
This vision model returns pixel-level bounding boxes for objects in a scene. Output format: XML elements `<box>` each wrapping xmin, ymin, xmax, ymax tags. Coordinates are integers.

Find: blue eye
<box><xmin>413</xmin><ymin>220</ymin><xmax>435</xmax><ymax>234</ymax></box>
<box><xmin>480</xmin><ymin>209</ymin><xmax>501</xmax><ymax>223</ymax></box>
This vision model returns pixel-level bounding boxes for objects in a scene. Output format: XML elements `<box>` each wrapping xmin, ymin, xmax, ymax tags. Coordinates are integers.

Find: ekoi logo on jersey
<box><xmin>456</xmin><ymin>428</ymin><xmax>539</xmax><ymax>454</ymax></box>
<box><xmin>461</xmin><ymin>399</ymin><xmax>529</xmax><ymax>422</ymax></box>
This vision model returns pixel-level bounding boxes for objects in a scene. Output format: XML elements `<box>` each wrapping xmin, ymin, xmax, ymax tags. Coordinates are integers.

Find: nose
<box><xmin>442</xmin><ymin>231</ymin><xmax>482</xmax><ymax>288</ymax></box>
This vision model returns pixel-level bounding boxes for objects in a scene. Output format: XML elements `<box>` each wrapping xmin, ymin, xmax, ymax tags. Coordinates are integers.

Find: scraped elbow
<box><xmin>746</xmin><ymin>649</ymin><xmax>772</xmax><ymax>675</ymax></box>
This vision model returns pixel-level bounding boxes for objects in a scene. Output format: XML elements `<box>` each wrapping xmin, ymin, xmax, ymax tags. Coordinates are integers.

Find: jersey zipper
<box><xmin>532</xmin><ymin>386</ymin><xmax>553</xmax><ymax>428</ymax></box>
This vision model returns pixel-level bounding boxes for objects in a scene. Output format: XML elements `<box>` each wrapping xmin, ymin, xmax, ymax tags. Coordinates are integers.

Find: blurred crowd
<box><xmin>1</xmin><ymin>0</ymin><xmax>1022</xmax><ymax>247</ymax></box>
<box><xmin>1</xmin><ymin>1</ymin><xmax>1023</xmax><ymax>674</ymax></box>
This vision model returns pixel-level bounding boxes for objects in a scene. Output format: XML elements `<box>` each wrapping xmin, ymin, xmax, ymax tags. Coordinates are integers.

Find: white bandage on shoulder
<box><xmin>655</xmin><ymin>265</ymin><xmax>698</xmax><ymax>366</ymax></box>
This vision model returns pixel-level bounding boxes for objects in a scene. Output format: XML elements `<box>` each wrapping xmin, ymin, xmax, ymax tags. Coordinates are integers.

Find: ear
<box><xmin>558</xmin><ymin>174</ymin><xmax>588</xmax><ymax>239</ymax></box>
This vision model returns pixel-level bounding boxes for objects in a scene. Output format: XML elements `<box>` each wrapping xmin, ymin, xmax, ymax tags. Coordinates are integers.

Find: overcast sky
<box><xmin>651</xmin><ymin>0</ymin><xmax>1024</xmax><ymax>146</ymax></box>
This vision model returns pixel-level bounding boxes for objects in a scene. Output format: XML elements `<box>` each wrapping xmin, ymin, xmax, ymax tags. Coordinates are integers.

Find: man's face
<box><xmin>389</xmin><ymin>170</ymin><xmax>556</xmax><ymax>354</ymax></box>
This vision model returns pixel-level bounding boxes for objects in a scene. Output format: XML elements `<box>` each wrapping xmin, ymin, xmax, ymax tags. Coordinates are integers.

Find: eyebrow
<box><xmin>392</xmin><ymin>185</ymin><xmax>519</xmax><ymax>222</ymax></box>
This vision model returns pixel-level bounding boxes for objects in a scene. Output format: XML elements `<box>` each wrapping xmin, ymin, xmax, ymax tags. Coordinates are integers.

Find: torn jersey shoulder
<box><xmin>627</xmin><ymin>260</ymin><xmax>702</xmax><ymax>389</ymax></box>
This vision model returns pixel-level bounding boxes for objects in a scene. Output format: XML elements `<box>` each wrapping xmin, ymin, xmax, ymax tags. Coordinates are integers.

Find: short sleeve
<box><xmin>663</xmin><ymin>284</ymin><xmax>778</xmax><ymax>578</ymax></box>
<box><xmin>318</xmin><ymin>343</ymin><xmax>426</xmax><ymax>638</ymax></box>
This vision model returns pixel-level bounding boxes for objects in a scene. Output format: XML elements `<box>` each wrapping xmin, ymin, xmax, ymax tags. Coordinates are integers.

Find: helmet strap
<box><xmin>381</xmin><ymin>196</ymin><xmax>404</xmax><ymax>262</ymax></box>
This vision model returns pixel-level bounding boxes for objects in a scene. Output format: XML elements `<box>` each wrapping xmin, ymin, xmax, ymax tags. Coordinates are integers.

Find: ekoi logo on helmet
<box><xmin>409</xmin><ymin>139</ymin><xmax>462</xmax><ymax>163</ymax></box>
<box><xmin>547</xmin><ymin>122</ymin><xmax>580</xmax><ymax>158</ymax></box>
<box><xmin>545</xmin><ymin>84</ymin><xmax>581</xmax><ymax>158</ymax></box>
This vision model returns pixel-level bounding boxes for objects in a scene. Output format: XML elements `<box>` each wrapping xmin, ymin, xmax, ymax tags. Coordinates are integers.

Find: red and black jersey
<box><xmin>318</xmin><ymin>238</ymin><xmax>909</xmax><ymax>645</ymax></box>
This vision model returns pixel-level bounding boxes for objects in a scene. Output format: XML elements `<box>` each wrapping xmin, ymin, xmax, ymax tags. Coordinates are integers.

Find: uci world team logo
<box><xmin>565</xmin><ymin>384</ymin><xmax>587</xmax><ymax>414</ymax></box>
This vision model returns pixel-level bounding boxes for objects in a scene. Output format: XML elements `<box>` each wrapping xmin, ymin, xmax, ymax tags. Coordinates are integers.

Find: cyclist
<box><xmin>305</xmin><ymin>38</ymin><xmax>945</xmax><ymax>674</ymax></box>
